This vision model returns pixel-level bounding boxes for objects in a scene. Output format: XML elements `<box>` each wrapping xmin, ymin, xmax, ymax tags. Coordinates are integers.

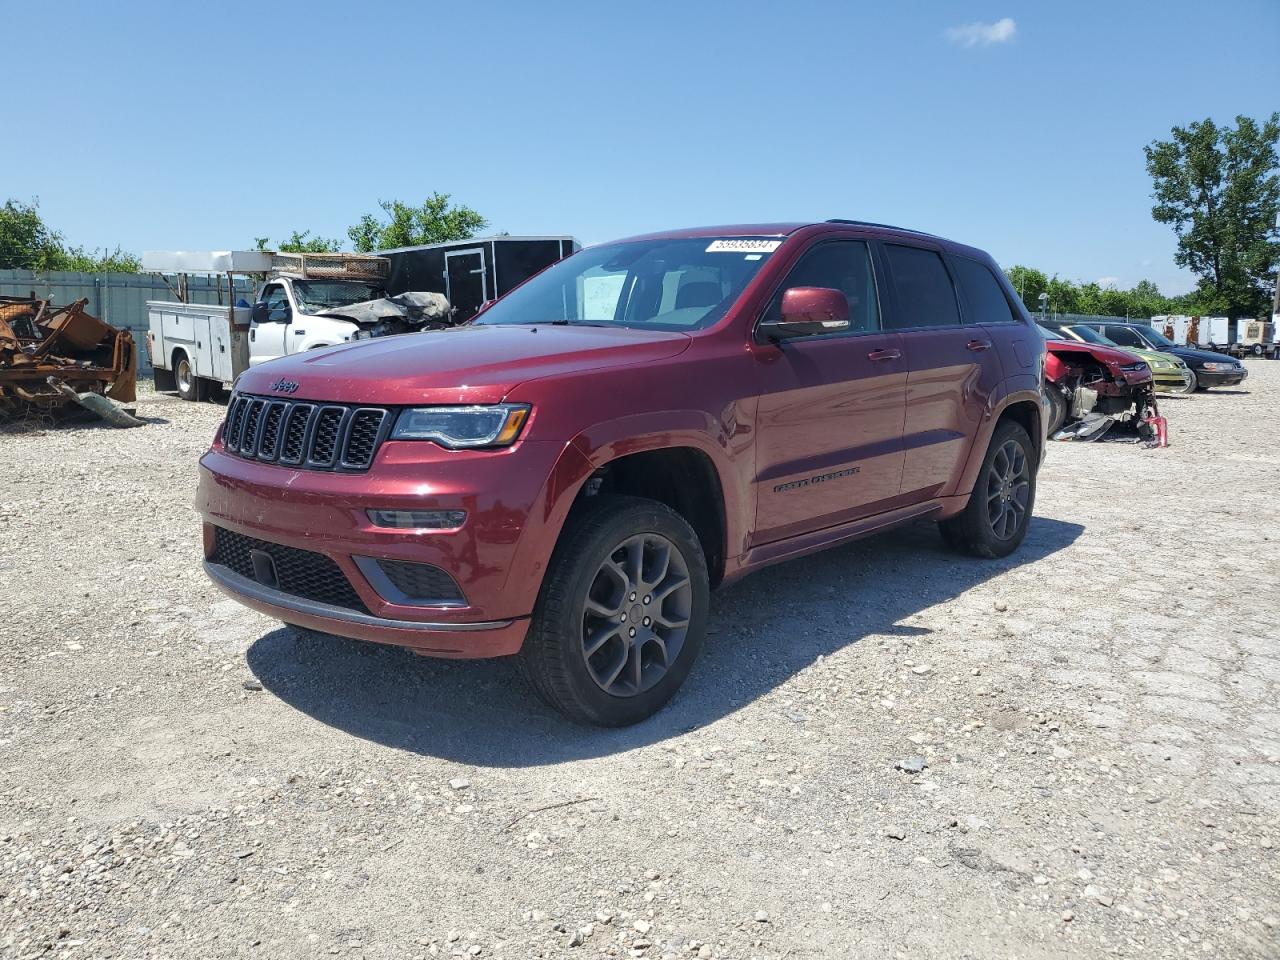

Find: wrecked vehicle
<box><xmin>1040</xmin><ymin>319</ymin><xmax>1194</xmax><ymax>394</ymax></box>
<box><xmin>144</xmin><ymin>251</ymin><xmax>454</xmax><ymax>401</ymax></box>
<box><xmin>144</xmin><ymin>240</ymin><xmax>578</xmax><ymax>402</ymax></box>
<box><xmin>1038</xmin><ymin>325</ymin><xmax>1164</xmax><ymax>443</ymax></box>
<box><xmin>0</xmin><ymin>295</ymin><xmax>138</xmax><ymax>421</ymax></box>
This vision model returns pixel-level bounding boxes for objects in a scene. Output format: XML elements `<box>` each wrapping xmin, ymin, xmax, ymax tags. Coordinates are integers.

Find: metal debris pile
<box><xmin>0</xmin><ymin>296</ymin><xmax>138</xmax><ymax>424</ymax></box>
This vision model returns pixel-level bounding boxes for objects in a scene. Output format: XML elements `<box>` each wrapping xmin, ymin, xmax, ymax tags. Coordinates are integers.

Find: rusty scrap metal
<box><xmin>0</xmin><ymin>296</ymin><xmax>138</xmax><ymax>420</ymax></box>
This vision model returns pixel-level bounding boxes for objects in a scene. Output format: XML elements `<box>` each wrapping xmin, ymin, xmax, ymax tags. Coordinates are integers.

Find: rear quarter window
<box><xmin>952</xmin><ymin>256</ymin><xmax>1016</xmax><ymax>325</ymax></box>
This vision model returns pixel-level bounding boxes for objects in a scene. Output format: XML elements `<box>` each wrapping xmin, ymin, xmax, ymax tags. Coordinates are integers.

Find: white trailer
<box><xmin>1150</xmin><ymin>314</ymin><xmax>1274</xmax><ymax>358</ymax></box>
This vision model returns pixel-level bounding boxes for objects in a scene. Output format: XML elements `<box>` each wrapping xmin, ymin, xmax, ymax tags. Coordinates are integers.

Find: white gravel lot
<box><xmin>1</xmin><ymin>362</ymin><xmax>1278</xmax><ymax>960</ymax></box>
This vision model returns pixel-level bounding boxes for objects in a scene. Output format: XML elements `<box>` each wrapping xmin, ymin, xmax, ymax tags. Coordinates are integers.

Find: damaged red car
<box><xmin>1038</xmin><ymin>324</ymin><xmax>1163</xmax><ymax>442</ymax></box>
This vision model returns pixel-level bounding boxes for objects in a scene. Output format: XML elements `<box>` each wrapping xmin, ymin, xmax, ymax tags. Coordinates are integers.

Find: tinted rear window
<box><xmin>883</xmin><ymin>244</ymin><xmax>961</xmax><ymax>328</ymax></box>
<box><xmin>952</xmin><ymin>256</ymin><xmax>1016</xmax><ymax>325</ymax></box>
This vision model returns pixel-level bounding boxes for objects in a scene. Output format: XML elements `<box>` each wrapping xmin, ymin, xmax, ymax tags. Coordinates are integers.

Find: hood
<box><xmin>233</xmin><ymin>324</ymin><xmax>692</xmax><ymax>405</ymax></box>
<box><xmin>1168</xmin><ymin>345</ymin><xmax>1241</xmax><ymax>364</ymax></box>
<box><xmin>1043</xmin><ymin>338</ymin><xmax>1138</xmax><ymax>368</ymax></box>
<box><xmin>316</xmin><ymin>291</ymin><xmax>450</xmax><ymax>327</ymax></box>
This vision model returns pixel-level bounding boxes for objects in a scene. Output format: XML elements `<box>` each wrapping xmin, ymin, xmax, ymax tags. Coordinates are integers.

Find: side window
<box><xmin>761</xmin><ymin>240</ymin><xmax>880</xmax><ymax>334</ymax></box>
<box><xmin>882</xmin><ymin>244</ymin><xmax>961</xmax><ymax>329</ymax></box>
<box><xmin>1105</xmin><ymin>325</ymin><xmax>1143</xmax><ymax>347</ymax></box>
<box><xmin>261</xmin><ymin>284</ymin><xmax>289</xmax><ymax>321</ymax></box>
<box><xmin>952</xmin><ymin>256</ymin><xmax>1016</xmax><ymax>325</ymax></box>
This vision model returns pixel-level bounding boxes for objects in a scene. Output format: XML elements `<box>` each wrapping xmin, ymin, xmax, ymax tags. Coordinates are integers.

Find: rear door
<box><xmin>445</xmin><ymin>248</ymin><xmax>488</xmax><ymax>322</ymax></box>
<box><xmin>949</xmin><ymin>253</ymin><xmax>1037</xmax><ymax>387</ymax></box>
<box><xmin>752</xmin><ymin>239</ymin><xmax>908</xmax><ymax>544</ymax></box>
<box><xmin>880</xmin><ymin>242</ymin><xmax>1001</xmax><ymax>503</ymax></box>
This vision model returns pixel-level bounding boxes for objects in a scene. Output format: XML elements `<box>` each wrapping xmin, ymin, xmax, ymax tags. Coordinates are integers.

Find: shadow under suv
<box><xmin>200</xmin><ymin>220</ymin><xmax>1047</xmax><ymax>725</ymax></box>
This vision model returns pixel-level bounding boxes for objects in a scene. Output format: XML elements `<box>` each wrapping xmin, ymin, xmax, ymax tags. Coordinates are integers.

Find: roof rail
<box><xmin>825</xmin><ymin>219</ymin><xmax>941</xmax><ymax>239</ymax></box>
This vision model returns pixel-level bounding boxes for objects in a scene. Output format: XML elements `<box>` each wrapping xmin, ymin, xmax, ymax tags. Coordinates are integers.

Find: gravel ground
<box><xmin>2</xmin><ymin>363</ymin><xmax>1278</xmax><ymax>960</ymax></box>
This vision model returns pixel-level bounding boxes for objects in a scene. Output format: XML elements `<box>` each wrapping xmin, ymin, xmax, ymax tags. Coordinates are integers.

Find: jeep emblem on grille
<box><xmin>270</xmin><ymin>378</ymin><xmax>300</xmax><ymax>394</ymax></box>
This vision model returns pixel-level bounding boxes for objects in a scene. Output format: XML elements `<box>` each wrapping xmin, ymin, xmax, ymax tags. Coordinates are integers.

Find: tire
<box><xmin>1175</xmin><ymin>369</ymin><xmax>1197</xmax><ymax>394</ymax></box>
<box><xmin>1045</xmin><ymin>386</ymin><xmax>1068</xmax><ymax>435</ymax></box>
<box><xmin>174</xmin><ymin>351</ymin><xmax>205</xmax><ymax>402</ymax></box>
<box><xmin>1252</xmin><ymin>343</ymin><xmax>1264</xmax><ymax>357</ymax></box>
<box><xmin>518</xmin><ymin>494</ymin><xmax>710</xmax><ymax>726</ymax></box>
<box><xmin>938</xmin><ymin>420</ymin><xmax>1036</xmax><ymax>559</ymax></box>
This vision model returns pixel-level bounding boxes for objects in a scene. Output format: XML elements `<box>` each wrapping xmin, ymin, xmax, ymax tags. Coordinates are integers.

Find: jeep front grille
<box><xmin>221</xmin><ymin>393</ymin><xmax>392</xmax><ymax>471</ymax></box>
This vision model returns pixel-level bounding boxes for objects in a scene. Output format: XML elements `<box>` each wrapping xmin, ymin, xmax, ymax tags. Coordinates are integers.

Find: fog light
<box><xmin>367</xmin><ymin>509</ymin><xmax>467</xmax><ymax>529</ymax></box>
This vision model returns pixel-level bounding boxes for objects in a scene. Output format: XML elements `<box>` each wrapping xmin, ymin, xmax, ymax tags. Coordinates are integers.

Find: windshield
<box><xmin>1037</xmin><ymin>324</ymin><xmax>1067</xmax><ymax>341</ymax></box>
<box><xmin>474</xmin><ymin>236</ymin><xmax>782</xmax><ymax>331</ymax></box>
<box><xmin>1141</xmin><ymin>327</ymin><xmax>1175</xmax><ymax>348</ymax></box>
<box><xmin>1065</xmin><ymin>324</ymin><xmax>1116</xmax><ymax>346</ymax></box>
<box><xmin>293</xmin><ymin>280</ymin><xmax>385</xmax><ymax>312</ymax></box>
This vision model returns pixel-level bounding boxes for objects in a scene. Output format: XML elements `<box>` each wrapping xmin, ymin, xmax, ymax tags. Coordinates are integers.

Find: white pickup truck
<box><xmin>143</xmin><ymin>251</ymin><xmax>448</xmax><ymax>400</ymax></box>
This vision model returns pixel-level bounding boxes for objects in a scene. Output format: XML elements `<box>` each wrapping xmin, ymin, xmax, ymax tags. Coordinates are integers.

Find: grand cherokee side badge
<box><xmin>270</xmin><ymin>378</ymin><xmax>300</xmax><ymax>394</ymax></box>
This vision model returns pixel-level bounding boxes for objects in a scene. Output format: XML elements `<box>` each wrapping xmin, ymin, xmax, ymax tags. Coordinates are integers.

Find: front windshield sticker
<box><xmin>705</xmin><ymin>239</ymin><xmax>782</xmax><ymax>253</ymax></box>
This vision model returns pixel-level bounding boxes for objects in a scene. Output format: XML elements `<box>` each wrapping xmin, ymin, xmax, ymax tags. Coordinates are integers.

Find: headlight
<box><xmin>390</xmin><ymin>404</ymin><xmax>530</xmax><ymax>448</ymax></box>
<box><xmin>1201</xmin><ymin>362</ymin><xmax>1233</xmax><ymax>371</ymax></box>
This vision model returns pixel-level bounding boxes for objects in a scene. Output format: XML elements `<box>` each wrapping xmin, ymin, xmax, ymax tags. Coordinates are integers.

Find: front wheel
<box><xmin>1045</xmin><ymin>386</ymin><xmax>1068</xmax><ymax>435</ymax></box>
<box><xmin>1174</xmin><ymin>369</ymin><xmax>1197</xmax><ymax>394</ymax></box>
<box><xmin>519</xmin><ymin>495</ymin><xmax>709</xmax><ymax>726</ymax></box>
<box><xmin>938</xmin><ymin>421</ymin><xmax>1036</xmax><ymax>559</ymax></box>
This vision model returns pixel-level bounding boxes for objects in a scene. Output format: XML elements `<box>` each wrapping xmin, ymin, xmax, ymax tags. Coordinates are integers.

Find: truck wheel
<box><xmin>938</xmin><ymin>420</ymin><xmax>1036</xmax><ymax>559</ymax></box>
<box><xmin>1252</xmin><ymin>343</ymin><xmax>1264</xmax><ymax>357</ymax></box>
<box><xmin>519</xmin><ymin>494</ymin><xmax>709</xmax><ymax>726</ymax></box>
<box><xmin>174</xmin><ymin>351</ymin><xmax>205</xmax><ymax>402</ymax></box>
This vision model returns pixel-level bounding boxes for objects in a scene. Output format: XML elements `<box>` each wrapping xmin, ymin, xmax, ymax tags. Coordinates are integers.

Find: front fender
<box><xmin>498</xmin><ymin>406</ymin><xmax>756</xmax><ymax>614</ymax></box>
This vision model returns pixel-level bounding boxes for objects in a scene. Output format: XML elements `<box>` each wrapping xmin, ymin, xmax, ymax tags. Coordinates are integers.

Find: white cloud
<box><xmin>946</xmin><ymin>17</ymin><xmax>1017</xmax><ymax>47</ymax></box>
<box><xmin>1097</xmin><ymin>276</ymin><xmax>1120</xmax><ymax>289</ymax></box>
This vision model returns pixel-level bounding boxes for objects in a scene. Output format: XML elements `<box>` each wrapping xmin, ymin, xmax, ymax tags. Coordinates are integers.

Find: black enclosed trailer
<box><xmin>380</xmin><ymin>236</ymin><xmax>579</xmax><ymax>323</ymax></box>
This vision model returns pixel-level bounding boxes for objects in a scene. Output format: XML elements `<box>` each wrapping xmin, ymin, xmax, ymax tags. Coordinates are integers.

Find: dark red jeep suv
<box><xmin>200</xmin><ymin>221</ymin><xmax>1047</xmax><ymax>725</ymax></box>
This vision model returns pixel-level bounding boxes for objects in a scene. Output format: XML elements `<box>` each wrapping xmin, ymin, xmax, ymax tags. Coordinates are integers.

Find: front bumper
<box><xmin>1197</xmin><ymin>368</ymin><xmax>1247</xmax><ymax>387</ymax></box>
<box><xmin>1152</xmin><ymin>369</ymin><xmax>1192</xmax><ymax>392</ymax></box>
<box><xmin>197</xmin><ymin>436</ymin><xmax>594</xmax><ymax>658</ymax></box>
<box><xmin>204</xmin><ymin>560</ymin><xmax>528</xmax><ymax>656</ymax></box>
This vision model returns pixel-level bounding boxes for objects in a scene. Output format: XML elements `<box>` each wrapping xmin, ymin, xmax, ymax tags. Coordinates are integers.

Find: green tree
<box><xmin>58</xmin><ymin>245</ymin><xmax>142</xmax><ymax>272</ymax></box>
<box><xmin>276</xmin><ymin>230</ymin><xmax>341</xmax><ymax>253</ymax></box>
<box><xmin>0</xmin><ymin>198</ymin><xmax>142</xmax><ymax>272</ymax></box>
<box><xmin>0</xmin><ymin>198</ymin><xmax>65</xmax><ymax>270</ymax></box>
<box><xmin>1145</xmin><ymin>113</ymin><xmax>1280</xmax><ymax>318</ymax></box>
<box><xmin>1004</xmin><ymin>265</ymin><xmax>1049</xmax><ymax>312</ymax></box>
<box><xmin>347</xmin><ymin>193</ymin><xmax>488</xmax><ymax>252</ymax></box>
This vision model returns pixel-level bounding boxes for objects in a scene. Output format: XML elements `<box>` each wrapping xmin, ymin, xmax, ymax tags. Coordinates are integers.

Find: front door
<box><xmin>249</xmin><ymin>283</ymin><xmax>291</xmax><ymax>366</ymax></box>
<box><xmin>880</xmin><ymin>242</ymin><xmax>1002</xmax><ymax>503</ymax></box>
<box><xmin>445</xmin><ymin>249</ymin><xmax>487</xmax><ymax>322</ymax></box>
<box><xmin>753</xmin><ymin>239</ymin><xmax>908</xmax><ymax>544</ymax></box>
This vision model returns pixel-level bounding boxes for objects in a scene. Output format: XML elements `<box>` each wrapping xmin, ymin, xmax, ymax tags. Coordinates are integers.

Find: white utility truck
<box><xmin>143</xmin><ymin>250</ymin><xmax>448</xmax><ymax>400</ymax></box>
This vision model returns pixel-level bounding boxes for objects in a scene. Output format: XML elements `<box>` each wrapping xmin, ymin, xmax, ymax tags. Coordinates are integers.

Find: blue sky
<box><xmin>4</xmin><ymin>0</ymin><xmax>1277</xmax><ymax>294</ymax></box>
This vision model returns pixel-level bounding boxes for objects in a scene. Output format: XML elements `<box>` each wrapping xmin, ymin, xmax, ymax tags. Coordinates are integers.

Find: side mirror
<box><xmin>250</xmin><ymin>301</ymin><xmax>267</xmax><ymax>324</ymax></box>
<box><xmin>760</xmin><ymin>287</ymin><xmax>850</xmax><ymax>340</ymax></box>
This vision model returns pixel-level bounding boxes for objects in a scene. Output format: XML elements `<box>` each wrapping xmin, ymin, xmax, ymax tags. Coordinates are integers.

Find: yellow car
<box><xmin>1045</xmin><ymin>322</ymin><xmax>1194</xmax><ymax>394</ymax></box>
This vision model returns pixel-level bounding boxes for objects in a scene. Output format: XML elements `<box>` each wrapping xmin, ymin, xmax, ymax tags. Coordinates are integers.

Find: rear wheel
<box><xmin>938</xmin><ymin>421</ymin><xmax>1036</xmax><ymax>559</ymax></box>
<box><xmin>519</xmin><ymin>495</ymin><xmax>709</xmax><ymax>726</ymax></box>
<box><xmin>174</xmin><ymin>352</ymin><xmax>205</xmax><ymax>402</ymax></box>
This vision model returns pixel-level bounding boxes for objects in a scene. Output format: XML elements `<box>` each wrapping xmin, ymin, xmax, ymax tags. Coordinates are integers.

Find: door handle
<box><xmin>292</xmin><ymin>329</ymin><xmax>306</xmax><ymax>335</ymax></box>
<box><xmin>966</xmin><ymin>339</ymin><xmax>993</xmax><ymax>351</ymax></box>
<box><xmin>867</xmin><ymin>348</ymin><xmax>902</xmax><ymax>361</ymax></box>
